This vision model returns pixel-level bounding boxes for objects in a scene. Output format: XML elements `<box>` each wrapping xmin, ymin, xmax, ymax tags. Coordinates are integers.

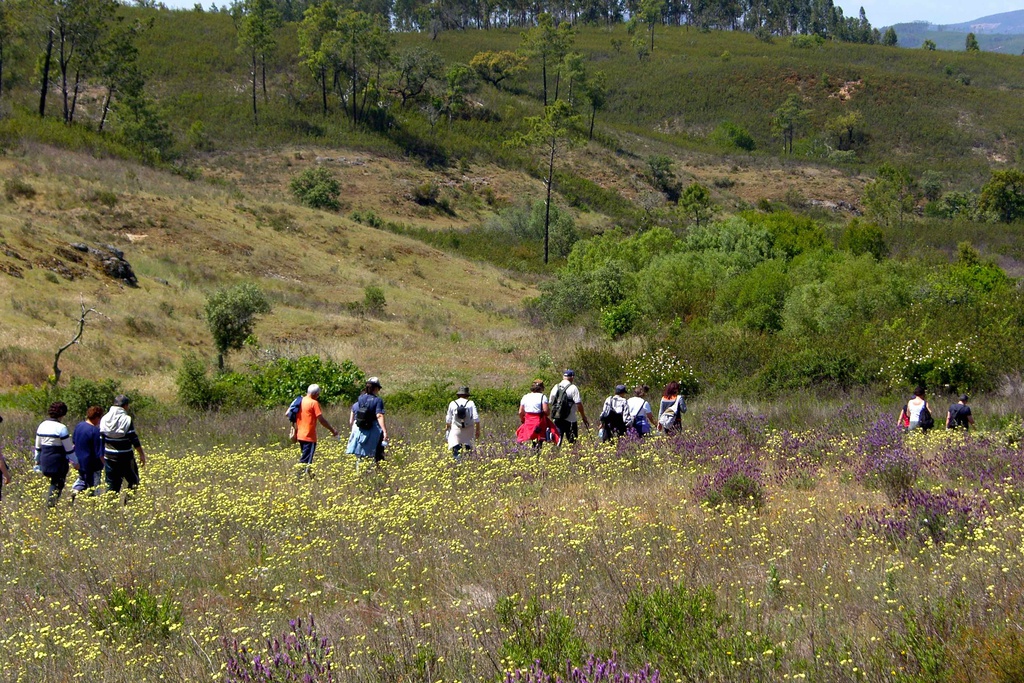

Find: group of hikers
<box><xmin>0</xmin><ymin>395</ymin><xmax>146</xmax><ymax>507</ymax></box>
<box><xmin>0</xmin><ymin>374</ymin><xmax>978</xmax><ymax>506</ymax></box>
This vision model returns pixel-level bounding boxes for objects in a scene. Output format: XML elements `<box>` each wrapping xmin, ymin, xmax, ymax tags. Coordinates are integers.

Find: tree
<box><xmin>638</xmin><ymin>0</ymin><xmax>665</xmax><ymax>52</ymax></box>
<box><xmin>922</xmin><ymin>39</ymin><xmax>936</xmax><ymax>50</ymax></box>
<box><xmin>205</xmin><ymin>283</ymin><xmax>271</xmax><ymax>371</ymax></box>
<box><xmin>52</xmin><ymin>299</ymin><xmax>107</xmax><ymax>385</ymax></box>
<box><xmin>520</xmin><ymin>13</ymin><xmax>574</xmax><ymax>106</ymax></box>
<box><xmin>298</xmin><ymin>0</ymin><xmax>340</xmax><ymax>115</ymax></box>
<box><xmin>881</xmin><ymin>27</ymin><xmax>897</xmax><ymax>46</ymax></box>
<box><xmin>98</xmin><ymin>16</ymin><xmax>147</xmax><ymax>133</ymax></box>
<box><xmin>965</xmin><ymin>32</ymin><xmax>979</xmax><ymax>52</ymax></box>
<box><xmin>0</xmin><ymin>0</ymin><xmax>14</xmax><ymax>102</ymax></box>
<box><xmin>771</xmin><ymin>94</ymin><xmax>808</xmax><ymax>154</ymax></box>
<box><xmin>469</xmin><ymin>50</ymin><xmax>526</xmax><ymax>89</ymax></box>
<box><xmin>234</xmin><ymin>0</ymin><xmax>280</xmax><ymax>126</ymax></box>
<box><xmin>678</xmin><ymin>183</ymin><xmax>717</xmax><ymax>228</ymax></box>
<box><xmin>53</xmin><ymin>0</ymin><xmax>118</xmax><ymax>124</ymax></box>
<box><xmin>581</xmin><ymin>70</ymin><xmax>607</xmax><ymax>140</ymax></box>
<box><xmin>334</xmin><ymin>10</ymin><xmax>391</xmax><ymax>126</ymax></box>
<box><xmin>862</xmin><ymin>163</ymin><xmax>917</xmax><ymax>229</ymax></box>
<box><xmin>388</xmin><ymin>46</ymin><xmax>443</xmax><ymax>106</ymax></box>
<box><xmin>825</xmin><ymin>111</ymin><xmax>864</xmax><ymax>151</ymax></box>
<box><xmin>507</xmin><ymin>99</ymin><xmax>583</xmax><ymax>264</ymax></box>
<box><xmin>980</xmin><ymin>169</ymin><xmax>1024</xmax><ymax>223</ymax></box>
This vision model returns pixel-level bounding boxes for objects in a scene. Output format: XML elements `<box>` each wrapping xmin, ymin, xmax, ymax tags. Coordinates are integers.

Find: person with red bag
<box><xmin>516</xmin><ymin>379</ymin><xmax>560</xmax><ymax>450</ymax></box>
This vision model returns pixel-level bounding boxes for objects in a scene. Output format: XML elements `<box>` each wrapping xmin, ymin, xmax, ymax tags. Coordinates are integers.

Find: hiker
<box><xmin>598</xmin><ymin>385</ymin><xmax>629</xmax><ymax>442</ymax></box>
<box><xmin>347</xmin><ymin>377</ymin><xmax>387</xmax><ymax>464</ymax></box>
<box><xmin>517</xmin><ymin>379</ymin><xmax>559</xmax><ymax>450</ymax></box>
<box><xmin>445</xmin><ymin>386</ymin><xmax>480</xmax><ymax>460</ymax></box>
<box><xmin>71</xmin><ymin>406</ymin><xmax>105</xmax><ymax>497</ymax></box>
<box><xmin>947</xmin><ymin>394</ymin><xmax>975</xmax><ymax>431</ymax></box>
<box><xmin>0</xmin><ymin>414</ymin><xmax>10</xmax><ymax>501</ymax></box>
<box><xmin>626</xmin><ymin>385</ymin><xmax>654</xmax><ymax>438</ymax></box>
<box><xmin>36</xmin><ymin>402</ymin><xmax>75</xmax><ymax>507</ymax></box>
<box><xmin>897</xmin><ymin>386</ymin><xmax>934</xmax><ymax>432</ymax></box>
<box><xmin>295</xmin><ymin>384</ymin><xmax>340</xmax><ymax>472</ymax></box>
<box><xmin>657</xmin><ymin>381</ymin><xmax>687</xmax><ymax>434</ymax></box>
<box><xmin>100</xmin><ymin>395</ymin><xmax>147</xmax><ymax>494</ymax></box>
<box><xmin>548</xmin><ymin>369</ymin><xmax>590</xmax><ymax>444</ymax></box>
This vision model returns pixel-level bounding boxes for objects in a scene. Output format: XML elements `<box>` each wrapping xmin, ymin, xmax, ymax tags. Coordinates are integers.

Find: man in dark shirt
<box><xmin>72</xmin><ymin>406</ymin><xmax>105</xmax><ymax>497</ymax></box>
<box><xmin>947</xmin><ymin>395</ymin><xmax>975</xmax><ymax>431</ymax></box>
<box><xmin>100</xmin><ymin>395</ymin><xmax>147</xmax><ymax>494</ymax></box>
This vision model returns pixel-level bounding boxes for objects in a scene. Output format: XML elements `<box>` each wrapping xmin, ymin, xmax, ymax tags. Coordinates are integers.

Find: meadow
<box><xmin>2</xmin><ymin>406</ymin><xmax>1024</xmax><ymax>682</ymax></box>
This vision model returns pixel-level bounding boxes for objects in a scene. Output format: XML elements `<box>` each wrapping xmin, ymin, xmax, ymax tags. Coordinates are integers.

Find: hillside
<box><xmin>893</xmin><ymin>21</ymin><xmax>1024</xmax><ymax>52</ymax></box>
<box><xmin>3</xmin><ymin>9</ymin><xmax>1024</xmax><ymax>400</ymax></box>
<box><xmin>941</xmin><ymin>9</ymin><xmax>1024</xmax><ymax>34</ymax></box>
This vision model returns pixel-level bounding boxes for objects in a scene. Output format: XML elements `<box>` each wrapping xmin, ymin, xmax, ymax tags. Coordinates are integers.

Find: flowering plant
<box><xmin>624</xmin><ymin>348</ymin><xmax>699</xmax><ymax>396</ymax></box>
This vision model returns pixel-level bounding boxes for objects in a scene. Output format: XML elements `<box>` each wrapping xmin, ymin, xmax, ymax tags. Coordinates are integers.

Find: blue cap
<box><xmin>563</xmin><ymin>369</ymin><xmax>575</xmax><ymax>377</ymax></box>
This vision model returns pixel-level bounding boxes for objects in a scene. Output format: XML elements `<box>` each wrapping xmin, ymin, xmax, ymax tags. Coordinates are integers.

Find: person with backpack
<box><xmin>517</xmin><ymin>379</ymin><xmax>560</xmax><ymax>450</ymax></box>
<box><xmin>946</xmin><ymin>394</ymin><xmax>975</xmax><ymax>431</ymax></box>
<box><xmin>657</xmin><ymin>381</ymin><xmax>687</xmax><ymax>434</ymax></box>
<box><xmin>100</xmin><ymin>395</ymin><xmax>148</xmax><ymax>496</ymax></box>
<box><xmin>36</xmin><ymin>401</ymin><xmax>75</xmax><ymax>507</ymax></box>
<box><xmin>347</xmin><ymin>377</ymin><xmax>387</xmax><ymax>464</ymax></box>
<box><xmin>897</xmin><ymin>386</ymin><xmax>934</xmax><ymax>432</ymax></box>
<box><xmin>598</xmin><ymin>385</ymin><xmax>629</xmax><ymax>442</ymax></box>
<box><xmin>625</xmin><ymin>385</ymin><xmax>654</xmax><ymax>438</ymax></box>
<box><xmin>295</xmin><ymin>384</ymin><xmax>339</xmax><ymax>473</ymax></box>
<box><xmin>548</xmin><ymin>370</ymin><xmax>590</xmax><ymax>444</ymax></box>
<box><xmin>445</xmin><ymin>386</ymin><xmax>480</xmax><ymax>459</ymax></box>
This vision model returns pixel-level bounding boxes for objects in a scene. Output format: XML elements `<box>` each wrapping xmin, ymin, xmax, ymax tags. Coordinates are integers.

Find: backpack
<box><xmin>599</xmin><ymin>397</ymin><xmax>625</xmax><ymax>440</ymax></box>
<box><xmin>550</xmin><ymin>384</ymin><xmax>573</xmax><ymax>421</ymax></box>
<box><xmin>918</xmin><ymin>403</ymin><xmax>935</xmax><ymax>431</ymax></box>
<box><xmin>658</xmin><ymin>396</ymin><xmax>685</xmax><ymax>430</ymax></box>
<box><xmin>286</xmin><ymin>395</ymin><xmax>304</xmax><ymax>423</ymax></box>
<box><xmin>453</xmin><ymin>399</ymin><xmax>469</xmax><ymax>428</ymax></box>
<box><xmin>354</xmin><ymin>396</ymin><xmax>378</xmax><ymax>430</ymax></box>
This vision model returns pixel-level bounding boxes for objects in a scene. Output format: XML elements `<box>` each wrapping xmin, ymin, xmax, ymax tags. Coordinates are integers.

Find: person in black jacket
<box><xmin>35</xmin><ymin>402</ymin><xmax>74</xmax><ymax>507</ymax></box>
<box><xmin>947</xmin><ymin>395</ymin><xmax>975</xmax><ymax>431</ymax></box>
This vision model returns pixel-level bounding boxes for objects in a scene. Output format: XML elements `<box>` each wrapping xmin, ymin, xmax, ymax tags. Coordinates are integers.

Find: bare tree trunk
<box><xmin>320</xmin><ymin>67</ymin><xmax>327</xmax><ymax>114</ymax></box>
<box><xmin>589</xmin><ymin>106</ymin><xmax>596</xmax><ymax>140</ymax></box>
<box><xmin>99</xmin><ymin>86</ymin><xmax>113</xmax><ymax>132</ymax></box>
<box><xmin>52</xmin><ymin>302</ymin><xmax>105</xmax><ymax>385</ymax></box>
<box><xmin>261</xmin><ymin>54</ymin><xmax>268</xmax><ymax>103</ymax></box>
<box><xmin>69</xmin><ymin>70</ymin><xmax>82</xmax><ymax>124</ymax></box>
<box><xmin>251</xmin><ymin>51</ymin><xmax>258</xmax><ymax>126</ymax></box>
<box><xmin>544</xmin><ymin>136</ymin><xmax>556</xmax><ymax>264</ymax></box>
<box><xmin>39</xmin><ymin>29</ymin><xmax>54</xmax><ymax>117</ymax></box>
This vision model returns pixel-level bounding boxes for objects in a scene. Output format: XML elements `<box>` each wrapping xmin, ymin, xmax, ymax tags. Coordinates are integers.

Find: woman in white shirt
<box><xmin>898</xmin><ymin>386</ymin><xmax>933</xmax><ymax>431</ymax></box>
<box><xmin>517</xmin><ymin>379</ymin><xmax>558</xmax><ymax>448</ymax></box>
<box><xmin>626</xmin><ymin>385</ymin><xmax>654</xmax><ymax>438</ymax></box>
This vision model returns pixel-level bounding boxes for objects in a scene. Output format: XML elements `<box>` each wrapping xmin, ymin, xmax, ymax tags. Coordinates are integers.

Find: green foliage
<box><xmin>647</xmin><ymin>154</ymin><xmax>680</xmax><ymax>202</ymax></box>
<box><xmin>677</xmin><ymin>182</ymin><xmax>717</xmax><ymax>227</ymax></box>
<box><xmin>600</xmin><ymin>300</ymin><xmax>639</xmax><ymax>339</ymax></box>
<box><xmin>91</xmin><ymin>585</ymin><xmax>182</xmax><ymax>642</ymax></box>
<box><xmin>771</xmin><ymin>94</ymin><xmax>809</xmax><ymax>154</ymax></box>
<box><xmin>562</xmin><ymin>346</ymin><xmax>625</xmax><ymax>394</ymax></box>
<box><xmin>624</xmin><ymin>348</ymin><xmax>699</xmax><ymax>396</ymax></box>
<box><xmin>176</xmin><ymin>354</ymin><xmax>219</xmax><ymax>410</ymax></box>
<box><xmin>863</xmin><ymin>163</ymin><xmax>917</xmax><ymax>229</ymax></box>
<box><xmin>4</xmin><ymin>177</ymin><xmax>36</xmax><ymax>201</ymax></box>
<box><xmin>882</xmin><ymin>27</ymin><xmax>898</xmax><ymax>47</ymax></box>
<box><xmin>290</xmin><ymin>166</ymin><xmax>341</xmax><ymax>211</ymax></box>
<box><xmin>619</xmin><ymin>583</ymin><xmax>775</xmax><ymax>679</ymax></box>
<box><xmin>714</xmin><ymin>259</ymin><xmax>789</xmax><ymax>332</ymax></box>
<box><xmin>980</xmin><ymin>169</ymin><xmax>1024</xmax><ymax>223</ymax></box>
<box><xmin>885</xmin><ymin>338</ymin><xmax>982</xmax><ymax>393</ymax></box>
<box><xmin>757</xmin><ymin>346</ymin><xmax>864</xmax><ymax>392</ymax></box>
<box><xmin>245</xmin><ymin>355</ymin><xmax>365</xmax><ymax>407</ymax></box>
<box><xmin>385</xmin><ymin>382</ymin><xmax>520</xmax><ymax>413</ymax></box>
<box><xmin>113</xmin><ymin>92</ymin><xmax>175</xmax><ymax>162</ymax></box>
<box><xmin>926</xmin><ymin>191</ymin><xmax>984</xmax><ymax>221</ymax></box>
<box><xmin>790</xmin><ymin>34</ymin><xmax>824</xmax><ymax>48</ymax></box>
<box><xmin>839</xmin><ymin>220</ymin><xmax>888</xmax><ymax>260</ymax></box>
<box><xmin>745</xmin><ymin>211</ymin><xmax>828</xmax><ymax>259</ymax></box>
<box><xmin>496</xmin><ymin>594</ymin><xmax>584</xmax><ymax>674</ymax></box>
<box><xmin>709</xmin><ymin>121</ymin><xmax>755</xmax><ymax>151</ymax></box>
<box><xmin>965</xmin><ymin>32</ymin><xmax>980</xmax><ymax>52</ymax></box>
<box><xmin>59</xmin><ymin>377</ymin><xmax>121</xmax><ymax>419</ymax></box>
<box><xmin>204</xmin><ymin>283</ymin><xmax>272</xmax><ymax>369</ymax></box>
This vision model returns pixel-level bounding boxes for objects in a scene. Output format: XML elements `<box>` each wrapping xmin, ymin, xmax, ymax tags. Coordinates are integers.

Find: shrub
<box><xmin>839</xmin><ymin>220</ymin><xmax>888</xmax><ymax>260</ymax></box>
<box><xmin>563</xmin><ymin>346</ymin><xmax>625</xmax><ymax>394</ymax></box>
<box><xmin>709</xmin><ymin>121</ymin><xmax>756</xmax><ymax>151</ymax></box>
<box><xmin>59</xmin><ymin>377</ymin><xmax>121</xmax><ymax>419</ymax></box>
<box><xmin>885</xmin><ymin>338</ymin><xmax>983</xmax><ymax>393</ymax></box>
<box><xmin>412</xmin><ymin>181</ymin><xmax>440</xmax><ymax>206</ymax></box>
<box><xmin>601</xmin><ymin>300</ymin><xmax>639</xmax><ymax>339</ymax></box>
<box><xmin>496</xmin><ymin>594</ymin><xmax>585</xmax><ymax>674</ymax></box>
<box><xmin>363</xmin><ymin>286</ymin><xmax>387</xmax><ymax>316</ymax></box>
<box><xmin>91</xmin><ymin>585</ymin><xmax>182</xmax><ymax>642</ymax></box>
<box><xmin>790</xmin><ymin>34</ymin><xmax>824</xmax><ymax>48</ymax></box>
<box><xmin>625</xmin><ymin>348</ymin><xmax>699</xmax><ymax>396</ymax></box>
<box><xmin>980</xmin><ymin>169</ymin><xmax>1024</xmax><ymax>223</ymax></box>
<box><xmin>696</xmin><ymin>455</ymin><xmax>767</xmax><ymax>508</ymax></box>
<box><xmin>619</xmin><ymin>583</ymin><xmax>775</xmax><ymax>679</ymax></box>
<box><xmin>205</xmin><ymin>283</ymin><xmax>271</xmax><ymax>370</ymax></box>
<box><xmin>247</xmin><ymin>356</ymin><xmax>364</xmax><ymax>407</ymax></box>
<box><xmin>290</xmin><ymin>166</ymin><xmax>341</xmax><ymax>211</ymax></box>
<box><xmin>176</xmin><ymin>354</ymin><xmax>218</xmax><ymax>410</ymax></box>
<box><xmin>4</xmin><ymin>176</ymin><xmax>36</xmax><ymax>201</ymax></box>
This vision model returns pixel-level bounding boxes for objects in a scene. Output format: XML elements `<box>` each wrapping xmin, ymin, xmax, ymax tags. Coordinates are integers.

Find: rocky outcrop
<box><xmin>70</xmin><ymin>243</ymin><xmax>139</xmax><ymax>287</ymax></box>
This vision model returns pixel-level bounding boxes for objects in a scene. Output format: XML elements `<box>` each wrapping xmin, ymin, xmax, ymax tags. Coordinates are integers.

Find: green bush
<box><xmin>386</xmin><ymin>382</ymin><xmax>520</xmax><ymax>413</ymax></box>
<box><xmin>91</xmin><ymin>585</ymin><xmax>182</xmax><ymax>642</ymax></box>
<box><xmin>246</xmin><ymin>356</ymin><xmax>365</xmax><ymax>407</ymax></box>
<box><xmin>496</xmin><ymin>594</ymin><xmax>585</xmax><ymax>674</ymax></box>
<box><xmin>563</xmin><ymin>346</ymin><xmax>625</xmax><ymax>395</ymax></box>
<box><xmin>59</xmin><ymin>377</ymin><xmax>122</xmax><ymax>419</ymax></box>
<box><xmin>600</xmin><ymin>300</ymin><xmax>639</xmax><ymax>338</ymax></box>
<box><xmin>4</xmin><ymin>177</ymin><xmax>36</xmax><ymax>201</ymax></box>
<box><xmin>290</xmin><ymin>166</ymin><xmax>341</xmax><ymax>211</ymax></box>
<box><xmin>619</xmin><ymin>583</ymin><xmax>775</xmax><ymax>679</ymax></box>
<box><xmin>176</xmin><ymin>354</ymin><xmax>216</xmax><ymax>410</ymax></box>
<box><xmin>839</xmin><ymin>220</ymin><xmax>889</xmax><ymax>260</ymax></box>
<box><xmin>757</xmin><ymin>347</ymin><xmax>865</xmax><ymax>392</ymax></box>
<box><xmin>624</xmin><ymin>348</ymin><xmax>700</xmax><ymax>396</ymax></box>
<box><xmin>709</xmin><ymin>121</ymin><xmax>756</xmax><ymax>151</ymax></box>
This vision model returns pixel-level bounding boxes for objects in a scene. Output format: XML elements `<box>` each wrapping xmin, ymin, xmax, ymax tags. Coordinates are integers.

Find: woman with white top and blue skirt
<box><xmin>36</xmin><ymin>402</ymin><xmax>75</xmax><ymax>507</ymax></box>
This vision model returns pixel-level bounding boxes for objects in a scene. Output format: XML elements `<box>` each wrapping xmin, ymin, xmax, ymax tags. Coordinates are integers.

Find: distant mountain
<box><xmin>940</xmin><ymin>9</ymin><xmax>1024</xmax><ymax>34</ymax></box>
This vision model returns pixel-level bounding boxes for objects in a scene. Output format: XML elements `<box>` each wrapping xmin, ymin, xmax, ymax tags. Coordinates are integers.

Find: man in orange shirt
<box><xmin>296</xmin><ymin>384</ymin><xmax>339</xmax><ymax>473</ymax></box>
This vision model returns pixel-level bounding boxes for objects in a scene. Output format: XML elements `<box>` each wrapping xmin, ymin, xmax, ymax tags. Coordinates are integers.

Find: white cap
<box><xmin>307</xmin><ymin>384</ymin><xmax>320</xmax><ymax>395</ymax></box>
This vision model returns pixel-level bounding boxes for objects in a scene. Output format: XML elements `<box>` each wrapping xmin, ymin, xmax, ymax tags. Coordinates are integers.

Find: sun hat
<box><xmin>456</xmin><ymin>386</ymin><xmax>471</xmax><ymax>396</ymax></box>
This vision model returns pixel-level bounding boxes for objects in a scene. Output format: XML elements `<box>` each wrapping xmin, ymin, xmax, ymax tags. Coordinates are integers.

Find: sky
<box><xmin>845</xmin><ymin>1</ymin><xmax>1021</xmax><ymax>27</ymax></box>
<box><xmin>156</xmin><ymin>0</ymin><xmax>1022</xmax><ymax>30</ymax></box>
